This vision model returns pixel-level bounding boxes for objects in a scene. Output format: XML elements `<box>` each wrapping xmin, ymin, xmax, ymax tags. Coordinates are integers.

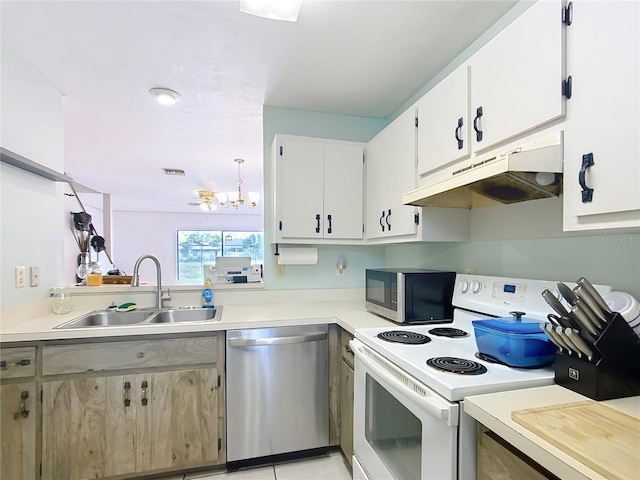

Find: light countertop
<box><xmin>464</xmin><ymin>385</ymin><xmax>640</xmax><ymax>480</ymax></box>
<box><xmin>0</xmin><ymin>299</ymin><xmax>394</xmax><ymax>343</ymax></box>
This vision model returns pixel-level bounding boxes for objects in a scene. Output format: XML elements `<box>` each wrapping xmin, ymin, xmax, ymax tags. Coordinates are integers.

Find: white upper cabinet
<box><xmin>365</xmin><ymin>109</ymin><xmax>419</xmax><ymax>241</ymax></box>
<box><xmin>469</xmin><ymin>0</ymin><xmax>567</xmax><ymax>153</ymax></box>
<box><xmin>415</xmin><ymin>0</ymin><xmax>567</xmax><ymax>184</ymax></box>
<box><xmin>416</xmin><ymin>65</ymin><xmax>471</xmax><ymax>177</ymax></box>
<box><xmin>562</xmin><ymin>0</ymin><xmax>640</xmax><ymax>231</ymax></box>
<box><xmin>272</xmin><ymin>135</ymin><xmax>365</xmax><ymax>244</ymax></box>
<box><xmin>366</xmin><ymin>109</ymin><xmax>470</xmax><ymax>243</ymax></box>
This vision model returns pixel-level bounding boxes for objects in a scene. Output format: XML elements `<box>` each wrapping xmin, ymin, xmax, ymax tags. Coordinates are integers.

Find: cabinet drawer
<box><xmin>340</xmin><ymin>330</ymin><xmax>354</xmax><ymax>368</ymax></box>
<box><xmin>42</xmin><ymin>336</ymin><xmax>218</xmax><ymax>375</ymax></box>
<box><xmin>1</xmin><ymin>347</ymin><xmax>36</xmax><ymax>379</ymax></box>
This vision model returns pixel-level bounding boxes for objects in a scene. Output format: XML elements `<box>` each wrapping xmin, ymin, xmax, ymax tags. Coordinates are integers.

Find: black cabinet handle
<box><xmin>579</xmin><ymin>153</ymin><xmax>595</xmax><ymax>203</ymax></box>
<box><xmin>385</xmin><ymin>209</ymin><xmax>391</xmax><ymax>231</ymax></box>
<box><xmin>473</xmin><ymin>106</ymin><xmax>483</xmax><ymax>142</ymax></box>
<box><xmin>123</xmin><ymin>381</ymin><xmax>131</xmax><ymax>407</ymax></box>
<box><xmin>327</xmin><ymin>214</ymin><xmax>332</xmax><ymax>234</ymax></box>
<box><xmin>379</xmin><ymin>211</ymin><xmax>385</xmax><ymax>232</ymax></box>
<box><xmin>141</xmin><ymin>380</ymin><xmax>148</xmax><ymax>406</ymax></box>
<box><xmin>14</xmin><ymin>391</ymin><xmax>29</xmax><ymax>420</ymax></box>
<box><xmin>315</xmin><ymin>214</ymin><xmax>321</xmax><ymax>233</ymax></box>
<box><xmin>455</xmin><ymin>117</ymin><xmax>464</xmax><ymax>150</ymax></box>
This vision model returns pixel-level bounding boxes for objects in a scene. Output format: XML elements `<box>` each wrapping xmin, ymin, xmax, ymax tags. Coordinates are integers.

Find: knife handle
<box><xmin>577</xmin><ymin>277</ymin><xmax>612</xmax><ymax>315</ymax></box>
<box><xmin>565</xmin><ymin>328</ymin><xmax>594</xmax><ymax>361</ymax></box>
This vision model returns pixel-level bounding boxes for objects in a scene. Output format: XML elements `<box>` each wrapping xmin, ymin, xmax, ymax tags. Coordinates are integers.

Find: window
<box><xmin>177</xmin><ymin>230</ymin><xmax>264</xmax><ymax>282</ymax></box>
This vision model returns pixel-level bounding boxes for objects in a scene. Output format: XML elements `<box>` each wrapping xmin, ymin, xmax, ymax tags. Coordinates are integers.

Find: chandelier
<box><xmin>198</xmin><ymin>159</ymin><xmax>260</xmax><ymax>211</ymax></box>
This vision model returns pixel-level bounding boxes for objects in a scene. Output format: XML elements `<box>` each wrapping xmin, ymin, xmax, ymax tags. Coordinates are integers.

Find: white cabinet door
<box><xmin>563</xmin><ymin>0</ymin><xmax>640</xmax><ymax>231</ymax></box>
<box><xmin>278</xmin><ymin>136</ymin><xmax>325</xmax><ymax>239</ymax></box>
<box><xmin>470</xmin><ymin>0</ymin><xmax>566</xmax><ymax>152</ymax></box>
<box><xmin>417</xmin><ymin>65</ymin><xmax>470</xmax><ymax>177</ymax></box>
<box><xmin>324</xmin><ymin>142</ymin><xmax>364</xmax><ymax>239</ymax></box>
<box><xmin>366</xmin><ymin>109</ymin><xmax>418</xmax><ymax>240</ymax></box>
<box><xmin>273</xmin><ymin>135</ymin><xmax>364</xmax><ymax>242</ymax></box>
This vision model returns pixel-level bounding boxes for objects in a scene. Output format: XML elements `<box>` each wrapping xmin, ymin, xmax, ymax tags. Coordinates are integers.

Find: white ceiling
<box><xmin>1</xmin><ymin>0</ymin><xmax>517</xmax><ymax>214</ymax></box>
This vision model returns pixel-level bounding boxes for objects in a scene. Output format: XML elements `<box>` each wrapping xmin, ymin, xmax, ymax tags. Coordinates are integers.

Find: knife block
<box><xmin>554</xmin><ymin>313</ymin><xmax>640</xmax><ymax>400</ymax></box>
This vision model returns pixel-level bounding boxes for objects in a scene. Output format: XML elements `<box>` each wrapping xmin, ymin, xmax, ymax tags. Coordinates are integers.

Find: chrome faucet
<box><xmin>131</xmin><ymin>254</ymin><xmax>171</xmax><ymax>308</ymax></box>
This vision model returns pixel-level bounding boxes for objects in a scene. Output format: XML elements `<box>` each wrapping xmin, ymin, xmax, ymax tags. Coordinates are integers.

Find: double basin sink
<box><xmin>54</xmin><ymin>306</ymin><xmax>223</xmax><ymax>329</ymax></box>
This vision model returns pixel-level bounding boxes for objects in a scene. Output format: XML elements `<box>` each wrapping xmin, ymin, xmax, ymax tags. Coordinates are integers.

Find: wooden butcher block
<box><xmin>512</xmin><ymin>400</ymin><xmax>640</xmax><ymax>480</ymax></box>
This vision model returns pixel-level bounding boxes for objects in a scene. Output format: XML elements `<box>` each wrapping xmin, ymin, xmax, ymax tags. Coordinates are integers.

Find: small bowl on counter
<box><xmin>472</xmin><ymin>311</ymin><xmax>557</xmax><ymax>368</ymax></box>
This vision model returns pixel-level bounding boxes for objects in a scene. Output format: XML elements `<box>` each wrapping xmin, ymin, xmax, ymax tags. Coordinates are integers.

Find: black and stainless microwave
<box><xmin>365</xmin><ymin>268</ymin><xmax>456</xmax><ymax>324</ymax></box>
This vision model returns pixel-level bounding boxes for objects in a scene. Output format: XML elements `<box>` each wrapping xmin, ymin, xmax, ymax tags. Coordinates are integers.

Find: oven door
<box><xmin>351</xmin><ymin>339</ymin><xmax>459</xmax><ymax>480</ymax></box>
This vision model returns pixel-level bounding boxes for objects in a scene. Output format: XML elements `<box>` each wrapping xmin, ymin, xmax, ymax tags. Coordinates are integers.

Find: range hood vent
<box><xmin>403</xmin><ymin>132</ymin><xmax>563</xmax><ymax>209</ymax></box>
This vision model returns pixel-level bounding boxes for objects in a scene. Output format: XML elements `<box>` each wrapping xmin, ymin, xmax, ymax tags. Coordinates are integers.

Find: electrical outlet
<box><xmin>276</xmin><ymin>264</ymin><xmax>286</xmax><ymax>277</ymax></box>
<box><xmin>15</xmin><ymin>266</ymin><xmax>26</xmax><ymax>288</ymax></box>
<box><xmin>464</xmin><ymin>268</ymin><xmax>475</xmax><ymax>275</ymax></box>
<box><xmin>30</xmin><ymin>266</ymin><xmax>40</xmax><ymax>287</ymax></box>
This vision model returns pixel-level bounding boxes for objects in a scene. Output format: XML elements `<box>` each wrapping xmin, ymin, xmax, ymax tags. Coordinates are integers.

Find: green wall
<box><xmin>384</xmin><ymin>235</ymin><xmax>640</xmax><ymax>298</ymax></box>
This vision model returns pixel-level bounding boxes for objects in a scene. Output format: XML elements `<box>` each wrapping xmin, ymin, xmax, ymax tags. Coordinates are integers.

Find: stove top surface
<box><xmin>354</xmin><ymin>313</ymin><xmax>554</xmax><ymax>401</ymax></box>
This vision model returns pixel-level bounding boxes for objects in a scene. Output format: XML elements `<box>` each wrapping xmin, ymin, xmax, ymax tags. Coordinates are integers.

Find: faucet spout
<box><xmin>131</xmin><ymin>254</ymin><xmax>169</xmax><ymax>308</ymax></box>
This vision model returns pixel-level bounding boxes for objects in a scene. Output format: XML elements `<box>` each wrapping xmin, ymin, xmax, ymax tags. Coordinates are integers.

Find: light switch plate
<box><xmin>276</xmin><ymin>264</ymin><xmax>285</xmax><ymax>277</ymax></box>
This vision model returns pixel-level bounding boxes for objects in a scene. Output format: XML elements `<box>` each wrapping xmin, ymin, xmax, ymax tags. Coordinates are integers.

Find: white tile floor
<box><xmin>177</xmin><ymin>451</ymin><xmax>352</xmax><ymax>480</ymax></box>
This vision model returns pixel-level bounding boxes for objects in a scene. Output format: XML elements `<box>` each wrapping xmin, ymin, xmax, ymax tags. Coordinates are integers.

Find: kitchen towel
<box><xmin>277</xmin><ymin>247</ymin><xmax>318</xmax><ymax>265</ymax></box>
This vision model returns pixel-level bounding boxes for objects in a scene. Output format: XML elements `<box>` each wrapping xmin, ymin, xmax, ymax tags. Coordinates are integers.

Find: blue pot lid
<box><xmin>472</xmin><ymin>317</ymin><xmax>544</xmax><ymax>334</ymax></box>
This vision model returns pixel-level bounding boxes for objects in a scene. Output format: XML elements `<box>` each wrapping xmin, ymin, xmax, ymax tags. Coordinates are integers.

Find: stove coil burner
<box><xmin>377</xmin><ymin>331</ymin><xmax>431</xmax><ymax>345</ymax></box>
<box><xmin>428</xmin><ymin>327</ymin><xmax>469</xmax><ymax>338</ymax></box>
<box><xmin>427</xmin><ymin>357</ymin><xmax>488</xmax><ymax>375</ymax></box>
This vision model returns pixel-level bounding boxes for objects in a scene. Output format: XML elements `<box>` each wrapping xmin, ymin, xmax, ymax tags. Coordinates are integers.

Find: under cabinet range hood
<box><xmin>403</xmin><ymin>132</ymin><xmax>563</xmax><ymax>209</ymax></box>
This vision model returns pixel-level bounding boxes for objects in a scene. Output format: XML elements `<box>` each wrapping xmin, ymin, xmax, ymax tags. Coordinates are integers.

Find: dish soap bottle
<box><xmin>202</xmin><ymin>280</ymin><xmax>214</xmax><ymax>308</ymax></box>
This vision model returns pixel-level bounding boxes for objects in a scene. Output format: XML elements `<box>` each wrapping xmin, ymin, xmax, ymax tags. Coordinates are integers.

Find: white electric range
<box><xmin>351</xmin><ymin>274</ymin><xmax>611</xmax><ymax>480</ymax></box>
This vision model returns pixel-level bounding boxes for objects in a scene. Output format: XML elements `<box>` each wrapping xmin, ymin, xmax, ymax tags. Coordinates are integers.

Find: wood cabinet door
<box><xmin>470</xmin><ymin>0</ymin><xmax>566</xmax><ymax>152</ymax></box>
<box><xmin>417</xmin><ymin>65</ymin><xmax>470</xmax><ymax>177</ymax></box>
<box><xmin>136</xmin><ymin>368</ymin><xmax>219</xmax><ymax>472</ymax></box>
<box><xmin>277</xmin><ymin>135</ymin><xmax>325</xmax><ymax>239</ymax></box>
<box><xmin>339</xmin><ymin>360</ymin><xmax>354</xmax><ymax>466</ymax></box>
<box><xmin>1</xmin><ymin>382</ymin><xmax>37</xmax><ymax>480</ymax></box>
<box><xmin>324</xmin><ymin>142</ymin><xmax>364</xmax><ymax>240</ymax></box>
<box><xmin>42</xmin><ymin>375</ymin><xmax>136</xmax><ymax>479</ymax></box>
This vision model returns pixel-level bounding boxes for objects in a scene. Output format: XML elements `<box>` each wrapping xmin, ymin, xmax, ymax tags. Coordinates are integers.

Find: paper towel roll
<box><xmin>277</xmin><ymin>247</ymin><xmax>318</xmax><ymax>265</ymax></box>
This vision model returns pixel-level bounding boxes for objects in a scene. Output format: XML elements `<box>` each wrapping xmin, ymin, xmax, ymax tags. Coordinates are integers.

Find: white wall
<box><xmin>1</xmin><ymin>40</ymin><xmax>65</xmax><ymax>309</ymax></box>
<box><xmin>112</xmin><ymin>210</ymin><xmax>263</xmax><ymax>284</ymax></box>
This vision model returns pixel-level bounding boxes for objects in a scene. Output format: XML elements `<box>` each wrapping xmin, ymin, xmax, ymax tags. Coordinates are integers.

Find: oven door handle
<box><xmin>350</xmin><ymin>340</ymin><xmax>459</xmax><ymax>427</ymax></box>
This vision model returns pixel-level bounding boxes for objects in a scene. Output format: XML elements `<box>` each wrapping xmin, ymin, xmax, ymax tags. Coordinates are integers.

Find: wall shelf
<box><xmin>1</xmin><ymin>147</ymin><xmax>72</xmax><ymax>182</ymax></box>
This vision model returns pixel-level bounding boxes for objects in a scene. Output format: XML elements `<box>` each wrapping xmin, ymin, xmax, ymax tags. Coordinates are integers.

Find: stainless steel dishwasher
<box><xmin>226</xmin><ymin>324</ymin><xmax>329</xmax><ymax>463</ymax></box>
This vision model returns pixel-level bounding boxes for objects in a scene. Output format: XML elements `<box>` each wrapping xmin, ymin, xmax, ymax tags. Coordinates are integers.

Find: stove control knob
<box><xmin>459</xmin><ymin>280</ymin><xmax>469</xmax><ymax>293</ymax></box>
<box><xmin>471</xmin><ymin>280</ymin><xmax>482</xmax><ymax>294</ymax></box>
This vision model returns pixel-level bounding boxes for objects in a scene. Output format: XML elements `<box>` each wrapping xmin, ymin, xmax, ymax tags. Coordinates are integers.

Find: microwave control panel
<box><xmin>492</xmin><ymin>282</ymin><xmax>527</xmax><ymax>303</ymax></box>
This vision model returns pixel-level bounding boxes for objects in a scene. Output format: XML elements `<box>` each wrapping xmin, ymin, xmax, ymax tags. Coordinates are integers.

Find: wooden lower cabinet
<box><xmin>477</xmin><ymin>425</ymin><xmax>558</xmax><ymax>480</ymax></box>
<box><xmin>1</xmin><ymin>382</ymin><xmax>37</xmax><ymax>480</ymax></box>
<box><xmin>339</xmin><ymin>359</ymin><xmax>354</xmax><ymax>465</ymax></box>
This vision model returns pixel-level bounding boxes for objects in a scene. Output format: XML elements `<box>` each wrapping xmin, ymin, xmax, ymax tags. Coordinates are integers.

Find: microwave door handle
<box><xmin>350</xmin><ymin>341</ymin><xmax>459</xmax><ymax>427</ymax></box>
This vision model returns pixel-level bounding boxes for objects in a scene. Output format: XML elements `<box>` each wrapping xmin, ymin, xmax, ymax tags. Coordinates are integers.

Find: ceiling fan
<box><xmin>188</xmin><ymin>191</ymin><xmax>218</xmax><ymax>212</ymax></box>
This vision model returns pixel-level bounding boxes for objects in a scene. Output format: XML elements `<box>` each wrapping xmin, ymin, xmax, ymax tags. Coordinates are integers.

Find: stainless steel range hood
<box><xmin>403</xmin><ymin>132</ymin><xmax>563</xmax><ymax>209</ymax></box>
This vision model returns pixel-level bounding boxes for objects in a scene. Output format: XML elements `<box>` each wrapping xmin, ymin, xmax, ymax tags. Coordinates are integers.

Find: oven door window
<box><xmin>365</xmin><ymin>374</ymin><xmax>421</xmax><ymax>480</ymax></box>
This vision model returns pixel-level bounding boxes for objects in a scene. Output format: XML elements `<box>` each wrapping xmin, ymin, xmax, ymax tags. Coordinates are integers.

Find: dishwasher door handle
<box><xmin>228</xmin><ymin>331</ymin><xmax>327</xmax><ymax>347</ymax></box>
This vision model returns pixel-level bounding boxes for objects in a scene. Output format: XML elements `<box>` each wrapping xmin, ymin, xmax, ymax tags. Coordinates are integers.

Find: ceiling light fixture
<box><xmin>149</xmin><ymin>87</ymin><xmax>182</xmax><ymax>106</ymax></box>
<box><xmin>196</xmin><ymin>159</ymin><xmax>260</xmax><ymax>212</ymax></box>
<box><xmin>240</xmin><ymin>0</ymin><xmax>301</xmax><ymax>22</ymax></box>
<box><xmin>198</xmin><ymin>191</ymin><xmax>218</xmax><ymax>212</ymax></box>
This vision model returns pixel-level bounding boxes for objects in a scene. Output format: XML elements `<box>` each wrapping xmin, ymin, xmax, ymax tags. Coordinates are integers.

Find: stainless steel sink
<box><xmin>145</xmin><ymin>307</ymin><xmax>221</xmax><ymax>323</ymax></box>
<box><xmin>54</xmin><ymin>306</ymin><xmax>223</xmax><ymax>329</ymax></box>
<box><xmin>54</xmin><ymin>309</ymin><xmax>158</xmax><ymax>329</ymax></box>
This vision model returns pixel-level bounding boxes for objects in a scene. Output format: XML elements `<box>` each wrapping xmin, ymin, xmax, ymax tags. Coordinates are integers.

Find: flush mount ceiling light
<box><xmin>240</xmin><ymin>0</ymin><xmax>301</xmax><ymax>22</ymax></box>
<box><xmin>149</xmin><ymin>87</ymin><xmax>181</xmax><ymax>106</ymax></box>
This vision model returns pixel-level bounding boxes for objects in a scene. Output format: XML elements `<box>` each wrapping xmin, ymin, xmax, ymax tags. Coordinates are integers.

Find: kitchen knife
<box><xmin>541</xmin><ymin>323</ymin><xmax>571</xmax><ymax>354</ymax></box>
<box><xmin>565</xmin><ymin>328</ymin><xmax>595</xmax><ymax>362</ymax></box>
<box><xmin>553</xmin><ymin>326</ymin><xmax>581</xmax><ymax>358</ymax></box>
<box><xmin>574</xmin><ymin>284</ymin><xmax>613</xmax><ymax>323</ymax></box>
<box><xmin>569</xmin><ymin>304</ymin><xmax>599</xmax><ymax>336</ymax></box>
<box><xmin>558</xmin><ymin>281</ymin><xmax>604</xmax><ymax>329</ymax></box>
<box><xmin>577</xmin><ymin>277</ymin><xmax>613</xmax><ymax>316</ymax></box>
<box><xmin>542</xmin><ymin>289</ymin><xmax>571</xmax><ymax>318</ymax></box>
